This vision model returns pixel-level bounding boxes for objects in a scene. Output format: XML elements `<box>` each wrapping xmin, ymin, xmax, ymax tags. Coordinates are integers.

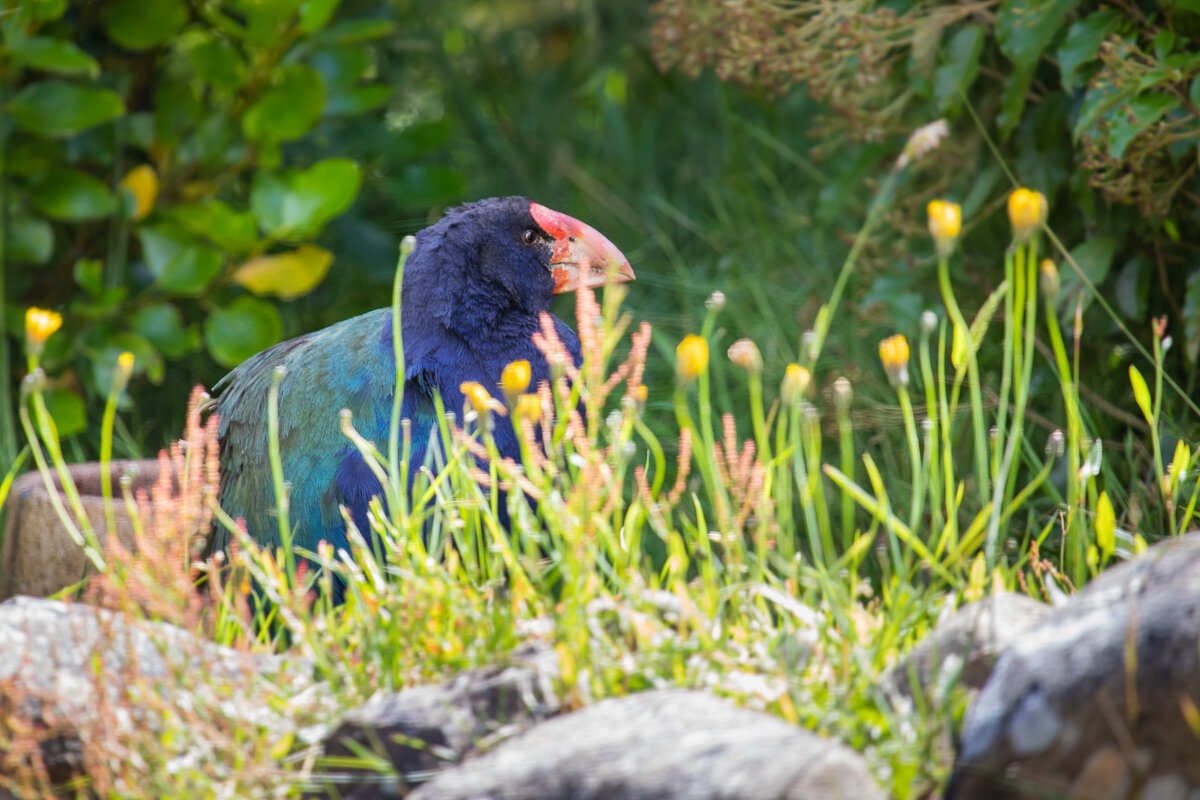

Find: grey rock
<box><xmin>408</xmin><ymin>688</ymin><xmax>885</xmax><ymax>800</ymax></box>
<box><xmin>0</xmin><ymin>596</ymin><xmax>308</xmax><ymax>793</ymax></box>
<box><xmin>947</xmin><ymin>533</ymin><xmax>1200</xmax><ymax>799</ymax></box>
<box><xmin>311</xmin><ymin>643</ymin><xmax>560</xmax><ymax>799</ymax></box>
<box><xmin>885</xmin><ymin>592</ymin><xmax>1051</xmax><ymax>699</ymax></box>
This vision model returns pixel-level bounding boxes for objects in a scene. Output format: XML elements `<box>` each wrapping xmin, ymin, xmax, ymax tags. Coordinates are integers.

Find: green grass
<box><xmin>4</xmin><ymin>128</ymin><xmax>1199</xmax><ymax>799</ymax></box>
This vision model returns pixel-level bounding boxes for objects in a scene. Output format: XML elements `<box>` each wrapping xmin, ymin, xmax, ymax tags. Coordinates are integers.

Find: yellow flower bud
<box><xmin>113</xmin><ymin>351</ymin><xmax>135</xmax><ymax>392</ymax></box>
<box><xmin>1007</xmin><ymin>188</ymin><xmax>1047</xmax><ymax>242</ymax></box>
<box><xmin>675</xmin><ymin>335</ymin><xmax>709</xmax><ymax>381</ymax></box>
<box><xmin>25</xmin><ymin>307</ymin><xmax>63</xmax><ymax>354</ymax></box>
<box><xmin>460</xmin><ymin>381</ymin><xmax>506</xmax><ymax>417</ymax></box>
<box><xmin>514</xmin><ymin>393</ymin><xmax>542</xmax><ymax>423</ymax></box>
<box><xmin>726</xmin><ymin>338</ymin><xmax>762</xmax><ymax>373</ymax></box>
<box><xmin>1039</xmin><ymin>259</ymin><xmax>1059</xmax><ymax>299</ymax></box>
<box><xmin>500</xmin><ymin>359</ymin><xmax>531</xmax><ymax>402</ymax></box>
<box><xmin>120</xmin><ymin>165</ymin><xmax>158</xmax><ymax>222</ymax></box>
<box><xmin>781</xmin><ymin>364</ymin><xmax>810</xmax><ymax>403</ymax></box>
<box><xmin>926</xmin><ymin>200</ymin><xmax>962</xmax><ymax>256</ymax></box>
<box><xmin>878</xmin><ymin>334</ymin><xmax>910</xmax><ymax>387</ymax></box>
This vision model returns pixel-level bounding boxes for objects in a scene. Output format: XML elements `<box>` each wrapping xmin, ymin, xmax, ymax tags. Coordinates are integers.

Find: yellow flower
<box><xmin>120</xmin><ymin>165</ymin><xmax>158</xmax><ymax>222</ymax></box>
<box><xmin>632</xmin><ymin>384</ymin><xmax>648</xmax><ymax>404</ymax></box>
<box><xmin>1039</xmin><ymin>259</ymin><xmax>1059</xmax><ymax>299</ymax></box>
<box><xmin>878</xmin><ymin>334</ymin><xmax>910</xmax><ymax>387</ymax></box>
<box><xmin>1007</xmin><ymin>188</ymin><xmax>1047</xmax><ymax>242</ymax></box>
<box><xmin>460</xmin><ymin>381</ymin><xmax>506</xmax><ymax>417</ymax></box>
<box><xmin>926</xmin><ymin>200</ymin><xmax>962</xmax><ymax>256</ymax></box>
<box><xmin>25</xmin><ymin>307</ymin><xmax>63</xmax><ymax>351</ymax></box>
<box><xmin>117</xmin><ymin>351</ymin><xmax>135</xmax><ymax>371</ymax></box>
<box><xmin>500</xmin><ymin>359</ymin><xmax>531</xmax><ymax>403</ymax></box>
<box><xmin>726</xmin><ymin>339</ymin><xmax>762</xmax><ymax>373</ymax></box>
<box><xmin>514</xmin><ymin>393</ymin><xmax>542</xmax><ymax>422</ymax></box>
<box><xmin>675</xmin><ymin>335</ymin><xmax>709</xmax><ymax>381</ymax></box>
<box><xmin>781</xmin><ymin>364</ymin><xmax>810</xmax><ymax>403</ymax></box>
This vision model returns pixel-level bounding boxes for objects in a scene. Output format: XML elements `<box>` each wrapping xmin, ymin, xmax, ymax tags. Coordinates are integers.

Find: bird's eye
<box><xmin>522</xmin><ymin>228</ymin><xmax>538</xmax><ymax>245</ymax></box>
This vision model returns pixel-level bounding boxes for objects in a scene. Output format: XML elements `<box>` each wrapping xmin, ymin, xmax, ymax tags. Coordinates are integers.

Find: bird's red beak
<box><xmin>530</xmin><ymin>202</ymin><xmax>635</xmax><ymax>294</ymax></box>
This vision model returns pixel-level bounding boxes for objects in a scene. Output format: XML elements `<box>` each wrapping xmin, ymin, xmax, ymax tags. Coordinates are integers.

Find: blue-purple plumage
<box><xmin>212</xmin><ymin>197</ymin><xmax>585</xmax><ymax>558</ymax></box>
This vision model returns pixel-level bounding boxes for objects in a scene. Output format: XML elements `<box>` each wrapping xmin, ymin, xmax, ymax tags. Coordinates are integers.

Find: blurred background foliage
<box><xmin>3</xmin><ymin>0</ymin><xmax>1200</xmax><ymax>534</ymax></box>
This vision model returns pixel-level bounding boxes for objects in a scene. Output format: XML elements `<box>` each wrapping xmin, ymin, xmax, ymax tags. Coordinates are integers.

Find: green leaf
<box><xmin>204</xmin><ymin>297</ymin><xmax>283</xmax><ymax>368</ymax></box>
<box><xmin>103</xmin><ymin>0</ymin><xmax>188</xmax><ymax>50</ymax></box>
<box><xmin>250</xmin><ymin>158</ymin><xmax>362</xmax><ymax>238</ymax></box>
<box><xmin>1107</xmin><ymin>93</ymin><xmax>1179</xmax><ymax>159</ymax></box>
<box><xmin>43</xmin><ymin>388</ymin><xmax>86</xmax><ymax>438</ymax></box>
<box><xmin>74</xmin><ymin>259</ymin><xmax>104</xmax><ymax>295</ymax></box>
<box><xmin>242</xmin><ymin>65</ymin><xmax>325</xmax><ymax>143</ymax></box>
<box><xmin>238</xmin><ymin>0</ymin><xmax>303</xmax><ymax>45</ymax></box>
<box><xmin>167</xmin><ymin>200</ymin><xmax>258</xmax><ymax>252</ymax></box>
<box><xmin>31</xmin><ymin>0</ymin><xmax>67</xmax><ymax>21</ymax></box>
<box><xmin>1057</xmin><ymin>10</ymin><xmax>1119</xmax><ymax>91</ymax></box>
<box><xmin>1129</xmin><ymin>365</ymin><xmax>1152</xmax><ymax>423</ymax></box>
<box><xmin>137</xmin><ymin>224</ymin><xmax>224</xmax><ymax>294</ymax></box>
<box><xmin>1095</xmin><ymin>490</ymin><xmax>1115</xmax><ymax>557</ymax></box>
<box><xmin>233</xmin><ymin>245</ymin><xmax>334</xmax><ymax>299</ymax></box>
<box><xmin>1076</xmin><ymin>82</ymin><xmax>1136</xmax><ymax>139</ymax></box>
<box><xmin>9</xmin><ymin>37</ymin><xmax>99</xmax><ymax>77</ymax></box>
<box><xmin>299</xmin><ymin>0</ymin><xmax>341</xmax><ymax>33</ymax></box>
<box><xmin>130</xmin><ymin>302</ymin><xmax>194</xmax><ymax>358</ymax></box>
<box><xmin>154</xmin><ymin>78</ymin><xmax>200</xmax><ymax>149</ymax></box>
<box><xmin>187</xmin><ymin>36</ymin><xmax>246</xmax><ymax>90</ymax></box>
<box><xmin>995</xmin><ymin>0</ymin><xmax>1078</xmax><ymax>71</ymax></box>
<box><xmin>324</xmin><ymin>85</ymin><xmax>392</xmax><ymax>116</ymax></box>
<box><xmin>8</xmin><ymin>81</ymin><xmax>124</xmax><ymax>138</ymax></box>
<box><xmin>934</xmin><ymin>25</ymin><xmax>985</xmax><ymax>113</ymax></box>
<box><xmin>292</xmin><ymin>158</ymin><xmax>362</xmax><ymax>222</ymax></box>
<box><xmin>1058</xmin><ymin>236</ymin><xmax>1117</xmax><ymax>314</ymax></box>
<box><xmin>30</xmin><ymin>169</ymin><xmax>116</xmax><ymax>220</ymax></box>
<box><xmin>997</xmin><ymin>62</ymin><xmax>1036</xmax><ymax>141</ymax></box>
<box><xmin>6</xmin><ymin>216</ymin><xmax>54</xmax><ymax>263</ymax></box>
<box><xmin>1183</xmin><ymin>270</ymin><xmax>1200</xmax><ymax>363</ymax></box>
<box><xmin>1153</xmin><ymin>29</ymin><xmax>1176</xmax><ymax>60</ymax></box>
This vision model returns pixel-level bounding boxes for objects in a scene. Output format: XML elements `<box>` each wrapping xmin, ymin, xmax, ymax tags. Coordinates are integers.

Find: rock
<box><xmin>946</xmin><ymin>533</ymin><xmax>1200</xmax><ymax>799</ymax></box>
<box><xmin>408</xmin><ymin>689</ymin><xmax>885</xmax><ymax>800</ymax></box>
<box><xmin>311</xmin><ymin>642</ymin><xmax>560</xmax><ymax>799</ymax></box>
<box><xmin>0</xmin><ymin>460</ymin><xmax>165</xmax><ymax>600</ymax></box>
<box><xmin>885</xmin><ymin>592</ymin><xmax>1052</xmax><ymax>698</ymax></box>
<box><xmin>0</xmin><ymin>596</ymin><xmax>308</xmax><ymax>794</ymax></box>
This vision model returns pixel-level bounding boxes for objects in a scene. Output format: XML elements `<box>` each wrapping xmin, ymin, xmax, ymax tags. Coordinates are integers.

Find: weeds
<box><xmin>2</xmin><ymin>123</ymin><xmax>1197</xmax><ymax>800</ymax></box>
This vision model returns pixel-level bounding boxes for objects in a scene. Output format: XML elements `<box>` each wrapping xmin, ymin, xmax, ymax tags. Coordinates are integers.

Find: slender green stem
<box><xmin>937</xmin><ymin>254</ymin><xmax>990</xmax><ymax>509</ymax></box>
<box><xmin>388</xmin><ymin>237</ymin><xmax>414</xmax><ymax>526</ymax></box>
<box><xmin>268</xmin><ymin>366</ymin><xmax>296</xmax><ymax>580</ymax></box>
<box><xmin>18</xmin><ymin>386</ymin><xmax>103</xmax><ymax>571</ymax></box>
<box><xmin>99</xmin><ymin>389</ymin><xmax>120</xmax><ymax>535</ymax></box>
<box><xmin>898</xmin><ymin>386</ymin><xmax>923</xmax><ymax>533</ymax></box>
<box><xmin>936</xmin><ymin>324</ymin><xmax>958</xmax><ymax>554</ymax></box>
<box><xmin>836</xmin><ymin>397</ymin><xmax>854</xmax><ymax>554</ymax></box>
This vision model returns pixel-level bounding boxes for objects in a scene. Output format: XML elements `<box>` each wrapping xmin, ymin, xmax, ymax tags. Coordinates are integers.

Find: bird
<box><xmin>210</xmin><ymin>196</ymin><xmax>634</xmax><ymax>562</ymax></box>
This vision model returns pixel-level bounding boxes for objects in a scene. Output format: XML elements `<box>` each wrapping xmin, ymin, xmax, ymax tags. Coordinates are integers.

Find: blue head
<box><xmin>401</xmin><ymin>196</ymin><xmax>635</xmax><ymax>339</ymax></box>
